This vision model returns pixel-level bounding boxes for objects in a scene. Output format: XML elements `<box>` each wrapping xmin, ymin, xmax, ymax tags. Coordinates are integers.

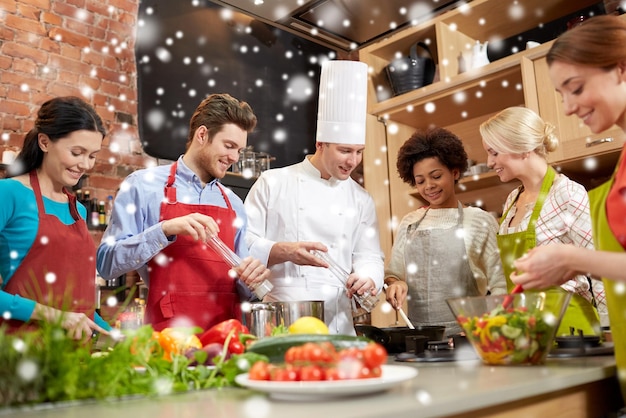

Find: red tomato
<box><xmin>324</xmin><ymin>367</ymin><xmax>342</xmax><ymax>381</ymax></box>
<box><xmin>300</xmin><ymin>365</ymin><xmax>324</xmax><ymax>381</ymax></box>
<box><xmin>270</xmin><ymin>366</ymin><xmax>298</xmax><ymax>381</ymax></box>
<box><xmin>284</xmin><ymin>346</ymin><xmax>297</xmax><ymax>363</ymax></box>
<box><xmin>369</xmin><ymin>366</ymin><xmax>382</xmax><ymax>378</ymax></box>
<box><xmin>357</xmin><ymin>365</ymin><xmax>373</xmax><ymax>379</ymax></box>
<box><xmin>248</xmin><ymin>361</ymin><xmax>270</xmax><ymax>381</ymax></box>
<box><xmin>338</xmin><ymin>346</ymin><xmax>364</xmax><ymax>361</ymax></box>
<box><xmin>362</xmin><ymin>343</ymin><xmax>387</xmax><ymax>369</ymax></box>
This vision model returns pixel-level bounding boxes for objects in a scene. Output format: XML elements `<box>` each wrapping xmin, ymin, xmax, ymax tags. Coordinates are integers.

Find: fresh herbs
<box><xmin>0</xmin><ymin>323</ymin><xmax>267</xmax><ymax>407</ymax></box>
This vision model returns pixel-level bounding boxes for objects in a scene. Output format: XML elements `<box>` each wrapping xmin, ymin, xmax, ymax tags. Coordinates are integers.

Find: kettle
<box><xmin>470</xmin><ymin>40</ymin><xmax>490</xmax><ymax>69</ymax></box>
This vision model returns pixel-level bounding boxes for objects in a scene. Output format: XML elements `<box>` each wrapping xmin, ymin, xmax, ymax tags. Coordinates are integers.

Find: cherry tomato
<box><xmin>270</xmin><ymin>365</ymin><xmax>299</xmax><ymax>381</ymax></box>
<box><xmin>300</xmin><ymin>365</ymin><xmax>324</xmax><ymax>381</ymax></box>
<box><xmin>338</xmin><ymin>346</ymin><xmax>364</xmax><ymax>361</ymax></box>
<box><xmin>358</xmin><ymin>365</ymin><xmax>374</xmax><ymax>379</ymax></box>
<box><xmin>324</xmin><ymin>367</ymin><xmax>342</xmax><ymax>381</ymax></box>
<box><xmin>248</xmin><ymin>361</ymin><xmax>270</xmax><ymax>381</ymax></box>
<box><xmin>369</xmin><ymin>366</ymin><xmax>382</xmax><ymax>378</ymax></box>
<box><xmin>362</xmin><ymin>343</ymin><xmax>387</xmax><ymax>369</ymax></box>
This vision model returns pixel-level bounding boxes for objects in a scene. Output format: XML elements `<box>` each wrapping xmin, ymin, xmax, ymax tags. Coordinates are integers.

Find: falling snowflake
<box><xmin>45</xmin><ymin>272</ymin><xmax>56</xmax><ymax>284</ymax></box>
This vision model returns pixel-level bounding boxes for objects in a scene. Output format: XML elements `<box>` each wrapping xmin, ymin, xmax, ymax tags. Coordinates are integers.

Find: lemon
<box><xmin>288</xmin><ymin>316</ymin><xmax>329</xmax><ymax>334</ymax></box>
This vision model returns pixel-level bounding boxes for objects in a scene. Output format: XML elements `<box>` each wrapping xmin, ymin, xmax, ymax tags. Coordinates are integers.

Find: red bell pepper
<box><xmin>198</xmin><ymin>319</ymin><xmax>250</xmax><ymax>354</ymax></box>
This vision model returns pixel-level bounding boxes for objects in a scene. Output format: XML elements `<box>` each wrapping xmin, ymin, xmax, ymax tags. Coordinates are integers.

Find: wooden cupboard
<box><xmin>359</xmin><ymin>0</ymin><xmax>624</xmax><ymax>258</ymax></box>
<box><xmin>358</xmin><ymin>0</ymin><xmax>624</xmax><ymax>327</ymax></box>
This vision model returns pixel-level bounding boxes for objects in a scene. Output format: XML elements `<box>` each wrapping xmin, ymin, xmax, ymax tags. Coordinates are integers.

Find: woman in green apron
<box><xmin>510</xmin><ymin>15</ymin><xmax>626</xmax><ymax>401</ymax></box>
<box><xmin>384</xmin><ymin>128</ymin><xmax>507</xmax><ymax>336</ymax></box>
<box><xmin>480</xmin><ymin>106</ymin><xmax>605</xmax><ymax>336</ymax></box>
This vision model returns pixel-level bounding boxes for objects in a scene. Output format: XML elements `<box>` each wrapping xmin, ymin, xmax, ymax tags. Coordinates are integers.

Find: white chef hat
<box><xmin>316</xmin><ymin>60</ymin><xmax>368</xmax><ymax>145</ymax></box>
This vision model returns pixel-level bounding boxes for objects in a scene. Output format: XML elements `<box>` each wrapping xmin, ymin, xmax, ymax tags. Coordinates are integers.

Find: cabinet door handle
<box><xmin>586</xmin><ymin>137</ymin><xmax>613</xmax><ymax>147</ymax></box>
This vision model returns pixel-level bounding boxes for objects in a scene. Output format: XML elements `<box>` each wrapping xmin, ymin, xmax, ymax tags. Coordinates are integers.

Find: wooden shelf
<box><xmin>360</xmin><ymin>0</ymin><xmax>613</xmax><ymax>256</ymax></box>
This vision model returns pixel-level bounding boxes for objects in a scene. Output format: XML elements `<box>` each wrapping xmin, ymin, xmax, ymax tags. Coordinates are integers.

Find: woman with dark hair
<box><xmin>384</xmin><ymin>127</ymin><xmax>506</xmax><ymax>335</ymax></box>
<box><xmin>509</xmin><ymin>15</ymin><xmax>626</xmax><ymax>399</ymax></box>
<box><xmin>0</xmin><ymin>96</ymin><xmax>110</xmax><ymax>340</ymax></box>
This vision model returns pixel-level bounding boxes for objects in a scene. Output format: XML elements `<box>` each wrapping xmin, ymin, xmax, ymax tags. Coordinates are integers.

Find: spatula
<box><xmin>383</xmin><ymin>283</ymin><xmax>415</xmax><ymax>329</ymax></box>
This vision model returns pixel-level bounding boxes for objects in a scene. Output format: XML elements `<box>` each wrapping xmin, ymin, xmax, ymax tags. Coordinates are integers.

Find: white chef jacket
<box><xmin>244</xmin><ymin>156</ymin><xmax>385</xmax><ymax>335</ymax></box>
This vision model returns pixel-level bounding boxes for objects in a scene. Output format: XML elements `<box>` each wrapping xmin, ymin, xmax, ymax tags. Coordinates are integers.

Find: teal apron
<box><xmin>497</xmin><ymin>166</ymin><xmax>600</xmax><ymax>336</ymax></box>
<box><xmin>589</xmin><ymin>156</ymin><xmax>626</xmax><ymax>401</ymax></box>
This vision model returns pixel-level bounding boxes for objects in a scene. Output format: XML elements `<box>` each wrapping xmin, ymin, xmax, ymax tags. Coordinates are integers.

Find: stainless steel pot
<box><xmin>243</xmin><ymin>302</ymin><xmax>278</xmax><ymax>338</ymax></box>
<box><xmin>272</xmin><ymin>301</ymin><xmax>324</xmax><ymax>327</ymax></box>
<box><xmin>242</xmin><ymin>301</ymin><xmax>325</xmax><ymax>338</ymax></box>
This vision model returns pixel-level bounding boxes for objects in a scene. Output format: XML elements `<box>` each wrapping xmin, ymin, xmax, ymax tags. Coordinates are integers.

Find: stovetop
<box><xmin>394</xmin><ymin>342</ymin><xmax>615</xmax><ymax>363</ymax></box>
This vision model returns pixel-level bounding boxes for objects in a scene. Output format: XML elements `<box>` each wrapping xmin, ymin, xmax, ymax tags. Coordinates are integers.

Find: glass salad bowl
<box><xmin>446</xmin><ymin>290</ymin><xmax>572</xmax><ymax>365</ymax></box>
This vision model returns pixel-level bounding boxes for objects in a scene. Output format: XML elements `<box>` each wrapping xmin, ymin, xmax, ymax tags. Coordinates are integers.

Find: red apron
<box><xmin>1</xmin><ymin>170</ymin><xmax>96</xmax><ymax>331</ymax></box>
<box><xmin>145</xmin><ymin>162</ymin><xmax>240</xmax><ymax>332</ymax></box>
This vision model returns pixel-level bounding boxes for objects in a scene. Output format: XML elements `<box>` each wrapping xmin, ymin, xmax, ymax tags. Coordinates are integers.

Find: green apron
<box><xmin>497</xmin><ymin>166</ymin><xmax>600</xmax><ymax>336</ymax></box>
<box><xmin>588</xmin><ymin>158</ymin><xmax>626</xmax><ymax>401</ymax></box>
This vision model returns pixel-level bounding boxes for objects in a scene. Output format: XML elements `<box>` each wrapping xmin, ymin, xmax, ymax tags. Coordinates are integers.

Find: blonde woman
<box><xmin>480</xmin><ymin>106</ymin><xmax>606</xmax><ymax>336</ymax></box>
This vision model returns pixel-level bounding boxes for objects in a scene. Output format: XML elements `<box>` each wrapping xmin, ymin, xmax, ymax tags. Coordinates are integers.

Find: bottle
<box><xmin>82</xmin><ymin>190</ymin><xmax>91</xmax><ymax>212</ymax></box>
<box><xmin>118</xmin><ymin>298</ymin><xmax>141</xmax><ymax>330</ymax></box>
<box><xmin>136</xmin><ymin>298</ymin><xmax>146</xmax><ymax>325</ymax></box>
<box><xmin>90</xmin><ymin>197</ymin><xmax>99</xmax><ymax>227</ymax></box>
<box><xmin>98</xmin><ymin>201</ymin><xmax>106</xmax><ymax>226</ymax></box>
<box><xmin>105</xmin><ymin>195</ymin><xmax>114</xmax><ymax>225</ymax></box>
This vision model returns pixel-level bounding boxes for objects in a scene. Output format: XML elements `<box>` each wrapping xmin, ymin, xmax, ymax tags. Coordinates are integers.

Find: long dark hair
<box><xmin>8</xmin><ymin>96</ymin><xmax>106</xmax><ymax>177</ymax></box>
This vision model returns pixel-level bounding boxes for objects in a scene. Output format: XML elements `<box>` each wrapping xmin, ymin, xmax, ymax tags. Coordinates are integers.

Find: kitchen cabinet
<box><xmin>359</xmin><ymin>0</ymin><xmax>624</xmax><ymax>261</ymax></box>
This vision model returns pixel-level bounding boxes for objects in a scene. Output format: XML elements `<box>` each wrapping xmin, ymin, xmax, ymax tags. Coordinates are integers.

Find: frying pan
<box><xmin>355</xmin><ymin>324</ymin><xmax>446</xmax><ymax>353</ymax></box>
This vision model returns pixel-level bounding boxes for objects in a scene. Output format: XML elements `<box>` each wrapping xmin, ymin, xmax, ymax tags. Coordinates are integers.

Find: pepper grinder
<box><xmin>206</xmin><ymin>235</ymin><xmax>273</xmax><ymax>299</ymax></box>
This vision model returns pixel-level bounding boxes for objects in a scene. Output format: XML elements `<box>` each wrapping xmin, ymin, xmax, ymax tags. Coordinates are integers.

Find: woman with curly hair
<box><xmin>480</xmin><ymin>106</ymin><xmax>606</xmax><ymax>336</ymax></box>
<box><xmin>384</xmin><ymin>127</ymin><xmax>506</xmax><ymax>335</ymax></box>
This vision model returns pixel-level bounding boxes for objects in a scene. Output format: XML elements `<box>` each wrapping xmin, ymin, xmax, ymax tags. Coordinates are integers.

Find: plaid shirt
<box><xmin>499</xmin><ymin>174</ymin><xmax>607</xmax><ymax>315</ymax></box>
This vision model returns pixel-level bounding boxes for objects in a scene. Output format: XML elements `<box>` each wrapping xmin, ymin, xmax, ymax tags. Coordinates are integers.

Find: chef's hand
<box><xmin>268</xmin><ymin>241</ymin><xmax>328</xmax><ymax>267</ymax></box>
<box><xmin>161</xmin><ymin>213</ymin><xmax>219</xmax><ymax>241</ymax></box>
<box><xmin>384</xmin><ymin>279</ymin><xmax>408</xmax><ymax>310</ymax></box>
<box><xmin>235</xmin><ymin>256</ymin><xmax>271</xmax><ymax>290</ymax></box>
<box><xmin>511</xmin><ymin>244</ymin><xmax>577</xmax><ymax>289</ymax></box>
<box><xmin>32</xmin><ymin>304</ymin><xmax>109</xmax><ymax>342</ymax></box>
<box><xmin>346</xmin><ymin>275</ymin><xmax>377</xmax><ymax>298</ymax></box>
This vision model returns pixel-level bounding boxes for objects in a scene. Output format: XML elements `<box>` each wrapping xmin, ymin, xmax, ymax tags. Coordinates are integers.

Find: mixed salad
<box><xmin>456</xmin><ymin>305</ymin><xmax>556</xmax><ymax>365</ymax></box>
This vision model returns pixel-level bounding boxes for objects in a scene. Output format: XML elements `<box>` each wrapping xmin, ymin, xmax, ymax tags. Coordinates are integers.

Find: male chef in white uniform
<box><xmin>244</xmin><ymin>60</ymin><xmax>384</xmax><ymax>335</ymax></box>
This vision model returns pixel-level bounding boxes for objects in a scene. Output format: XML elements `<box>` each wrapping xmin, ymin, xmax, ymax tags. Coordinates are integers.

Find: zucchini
<box><xmin>246</xmin><ymin>334</ymin><xmax>371</xmax><ymax>363</ymax></box>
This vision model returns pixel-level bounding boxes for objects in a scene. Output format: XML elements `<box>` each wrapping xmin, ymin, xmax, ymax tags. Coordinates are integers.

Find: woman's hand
<box><xmin>511</xmin><ymin>244</ymin><xmax>578</xmax><ymax>289</ymax></box>
<box><xmin>32</xmin><ymin>304</ymin><xmax>109</xmax><ymax>342</ymax></box>
<box><xmin>384</xmin><ymin>280</ymin><xmax>408</xmax><ymax>310</ymax></box>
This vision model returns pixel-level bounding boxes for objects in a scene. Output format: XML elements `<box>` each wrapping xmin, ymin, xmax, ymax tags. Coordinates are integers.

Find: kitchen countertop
<box><xmin>1</xmin><ymin>355</ymin><xmax>621</xmax><ymax>418</ymax></box>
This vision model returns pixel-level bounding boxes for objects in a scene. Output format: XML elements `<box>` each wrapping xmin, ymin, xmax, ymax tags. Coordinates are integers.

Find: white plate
<box><xmin>235</xmin><ymin>365</ymin><xmax>417</xmax><ymax>401</ymax></box>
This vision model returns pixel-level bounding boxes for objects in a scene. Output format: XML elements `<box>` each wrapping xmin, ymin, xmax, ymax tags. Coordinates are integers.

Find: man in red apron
<box><xmin>97</xmin><ymin>94</ymin><xmax>270</xmax><ymax>332</ymax></box>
